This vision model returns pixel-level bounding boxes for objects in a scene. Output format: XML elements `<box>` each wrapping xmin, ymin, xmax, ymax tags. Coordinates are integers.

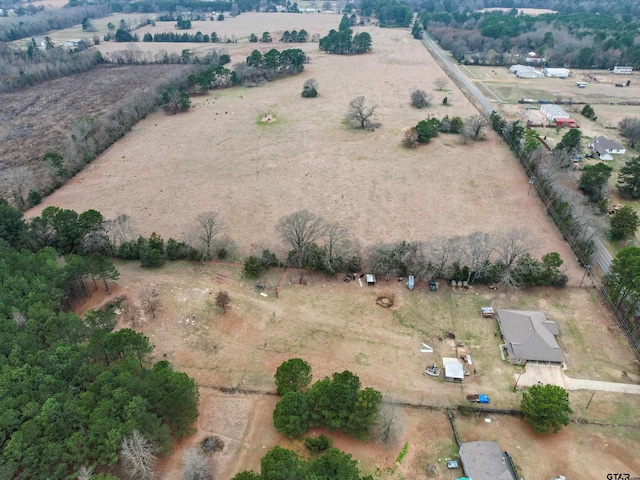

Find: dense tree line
<box><xmin>281</xmin><ymin>29</ymin><xmax>308</xmax><ymax>42</ymax></box>
<box><xmin>608</xmin><ymin>247</ymin><xmax>640</xmax><ymax>341</ymax></box>
<box><xmin>359</xmin><ymin>0</ymin><xmax>412</xmax><ymax>26</ymax></box>
<box><xmin>0</xmin><ymin>5</ymin><xmax>110</xmax><ymax>41</ymax></box>
<box><xmin>0</xmin><ymin>202</ymin><xmax>200</xmax><ymax>479</ymax></box>
<box><xmin>319</xmin><ymin>15</ymin><xmax>372</xmax><ymax>54</ymax></box>
<box><xmin>366</xmin><ymin>232</ymin><xmax>566</xmax><ymax>288</ymax></box>
<box><xmin>144</xmin><ymin>31</ymin><xmax>212</xmax><ymax>42</ymax></box>
<box><xmin>235</xmin><ymin>47</ymin><xmax>306</xmax><ymax>85</ymax></box>
<box><xmin>0</xmin><ymin>43</ymin><xmax>99</xmax><ymax>93</ymax></box>
<box><xmin>489</xmin><ymin>111</ymin><xmax>602</xmax><ymax>262</ymax></box>
<box><xmin>423</xmin><ymin>9</ymin><xmax>640</xmax><ymax>68</ymax></box>
<box><xmin>232</xmin><ymin>445</ymin><xmax>370</xmax><ymax>480</ymax></box>
<box><xmin>272</xmin><ymin>359</ymin><xmax>382</xmax><ymax>440</ymax></box>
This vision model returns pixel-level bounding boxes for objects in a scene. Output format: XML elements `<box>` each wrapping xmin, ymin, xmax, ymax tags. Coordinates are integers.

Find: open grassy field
<box><xmin>88</xmin><ymin>259</ymin><xmax>640</xmax><ymax>479</ymax></box>
<box><xmin>27</xmin><ymin>19</ymin><xmax>582</xmax><ymax>283</ymax></box>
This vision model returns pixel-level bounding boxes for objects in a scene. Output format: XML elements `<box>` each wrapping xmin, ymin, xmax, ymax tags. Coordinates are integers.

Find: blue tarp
<box><xmin>478</xmin><ymin>394</ymin><xmax>490</xmax><ymax>404</ymax></box>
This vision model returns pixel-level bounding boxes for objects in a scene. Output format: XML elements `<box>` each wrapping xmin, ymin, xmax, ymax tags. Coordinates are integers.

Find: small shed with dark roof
<box><xmin>459</xmin><ymin>441</ymin><xmax>517</xmax><ymax>480</ymax></box>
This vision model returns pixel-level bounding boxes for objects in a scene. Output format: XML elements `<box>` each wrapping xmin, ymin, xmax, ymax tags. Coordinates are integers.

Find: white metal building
<box><xmin>543</xmin><ymin>67</ymin><xmax>570</xmax><ymax>78</ymax></box>
<box><xmin>613</xmin><ymin>66</ymin><xmax>633</xmax><ymax>74</ymax></box>
<box><xmin>509</xmin><ymin>65</ymin><xmax>544</xmax><ymax>78</ymax></box>
<box><xmin>540</xmin><ymin>104</ymin><xmax>569</xmax><ymax>121</ymax></box>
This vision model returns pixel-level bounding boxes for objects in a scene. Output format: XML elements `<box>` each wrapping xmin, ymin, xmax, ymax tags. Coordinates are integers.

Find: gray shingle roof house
<box><xmin>497</xmin><ymin>309</ymin><xmax>563</xmax><ymax>364</ymax></box>
<box><xmin>589</xmin><ymin>135</ymin><xmax>626</xmax><ymax>161</ymax></box>
<box><xmin>459</xmin><ymin>441</ymin><xmax>517</xmax><ymax>480</ymax></box>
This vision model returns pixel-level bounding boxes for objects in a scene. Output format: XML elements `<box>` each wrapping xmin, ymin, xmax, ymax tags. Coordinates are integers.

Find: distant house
<box><xmin>540</xmin><ymin>104</ymin><xmax>569</xmax><ymax>121</ymax></box>
<box><xmin>524</xmin><ymin>51</ymin><xmax>545</xmax><ymax>64</ymax></box>
<box><xmin>459</xmin><ymin>441</ymin><xmax>517</xmax><ymax>480</ymax></box>
<box><xmin>31</xmin><ymin>36</ymin><xmax>47</xmax><ymax>50</ymax></box>
<box><xmin>497</xmin><ymin>310</ymin><xmax>564</xmax><ymax>365</ymax></box>
<box><xmin>442</xmin><ymin>357</ymin><xmax>464</xmax><ymax>382</ymax></box>
<box><xmin>543</xmin><ymin>67</ymin><xmax>570</xmax><ymax>78</ymax></box>
<box><xmin>509</xmin><ymin>64</ymin><xmax>544</xmax><ymax>79</ymax></box>
<box><xmin>589</xmin><ymin>136</ymin><xmax>626</xmax><ymax>161</ymax></box>
<box><xmin>613</xmin><ymin>66</ymin><xmax>633</xmax><ymax>74</ymax></box>
<box><xmin>62</xmin><ymin>38</ymin><xmax>83</xmax><ymax>48</ymax></box>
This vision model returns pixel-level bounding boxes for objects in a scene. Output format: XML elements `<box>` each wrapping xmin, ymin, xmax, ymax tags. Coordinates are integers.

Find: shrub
<box><xmin>305</xmin><ymin>435</ymin><xmax>332</xmax><ymax>453</ymax></box>
<box><xmin>410</xmin><ymin>89</ymin><xmax>432</xmax><ymax>109</ymax></box>
<box><xmin>243</xmin><ymin>256</ymin><xmax>263</xmax><ymax>278</ymax></box>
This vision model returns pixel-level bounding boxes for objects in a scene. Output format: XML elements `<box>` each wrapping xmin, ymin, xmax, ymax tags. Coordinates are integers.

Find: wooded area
<box><xmin>0</xmin><ymin>201</ymin><xmax>200</xmax><ymax>478</ymax></box>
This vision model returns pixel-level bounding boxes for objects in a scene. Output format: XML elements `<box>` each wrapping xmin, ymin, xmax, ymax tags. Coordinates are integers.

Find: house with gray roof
<box><xmin>589</xmin><ymin>135</ymin><xmax>626</xmax><ymax>161</ymax></box>
<box><xmin>459</xmin><ymin>441</ymin><xmax>517</xmax><ymax>480</ymax></box>
<box><xmin>496</xmin><ymin>310</ymin><xmax>563</xmax><ymax>365</ymax></box>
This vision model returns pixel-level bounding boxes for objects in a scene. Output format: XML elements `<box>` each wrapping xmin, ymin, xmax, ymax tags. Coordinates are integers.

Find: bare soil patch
<box><xmin>87</xmin><ymin>259</ymin><xmax>640</xmax><ymax>478</ymax></box>
<box><xmin>0</xmin><ymin>63</ymin><xmax>189</xmax><ymax>172</ymax></box>
<box><xmin>28</xmin><ymin>24</ymin><xmax>581</xmax><ymax>283</ymax></box>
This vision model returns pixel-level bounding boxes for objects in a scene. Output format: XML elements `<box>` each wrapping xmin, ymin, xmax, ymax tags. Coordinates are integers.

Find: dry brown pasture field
<box><xmin>89</xmin><ymin>259</ymin><xmax>640</xmax><ymax>479</ymax></box>
<box><xmin>29</xmin><ymin>20</ymin><xmax>581</xmax><ymax>283</ymax></box>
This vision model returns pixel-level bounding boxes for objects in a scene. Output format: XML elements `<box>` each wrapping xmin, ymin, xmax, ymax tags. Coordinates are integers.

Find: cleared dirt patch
<box><xmin>0</xmin><ymin>63</ymin><xmax>189</xmax><ymax>171</ymax></box>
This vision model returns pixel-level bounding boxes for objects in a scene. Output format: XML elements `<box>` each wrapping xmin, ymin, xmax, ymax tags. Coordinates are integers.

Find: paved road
<box><xmin>423</xmin><ymin>33</ymin><xmax>614</xmax><ymax>277</ymax></box>
<box><xmin>516</xmin><ymin>364</ymin><xmax>640</xmax><ymax>395</ymax></box>
<box><xmin>422</xmin><ymin>33</ymin><xmax>495</xmax><ymax>114</ymax></box>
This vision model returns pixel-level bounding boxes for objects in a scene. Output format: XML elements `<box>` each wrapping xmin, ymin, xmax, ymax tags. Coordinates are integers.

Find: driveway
<box><xmin>515</xmin><ymin>363</ymin><xmax>640</xmax><ymax>394</ymax></box>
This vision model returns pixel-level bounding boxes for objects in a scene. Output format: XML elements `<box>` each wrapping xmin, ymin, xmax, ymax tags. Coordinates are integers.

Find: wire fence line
<box><xmin>500</xmin><ymin>130</ymin><xmax>640</xmax><ymax>359</ymax></box>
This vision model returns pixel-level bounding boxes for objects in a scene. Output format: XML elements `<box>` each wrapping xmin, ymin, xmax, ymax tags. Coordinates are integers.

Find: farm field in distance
<box><xmin>11</xmin><ymin>12</ymin><xmax>640</xmax><ymax>479</ymax></box>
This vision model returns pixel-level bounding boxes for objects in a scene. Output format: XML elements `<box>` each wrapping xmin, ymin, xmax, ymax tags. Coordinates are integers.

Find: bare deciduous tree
<box><xmin>619</xmin><ymin>117</ymin><xmax>640</xmax><ymax>148</ymax></box>
<box><xmin>403</xmin><ymin>127</ymin><xmax>419</xmax><ymax>148</ymax></box>
<box><xmin>466</xmin><ymin>232</ymin><xmax>493</xmax><ymax>282</ymax></box>
<box><xmin>196</xmin><ymin>211</ymin><xmax>223</xmax><ymax>261</ymax></box>
<box><xmin>277</xmin><ymin>210</ymin><xmax>327</xmax><ymax>268</ymax></box>
<box><xmin>463</xmin><ymin>114</ymin><xmax>490</xmax><ymax>141</ymax></box>
<box><xmin>140</xmin><ymin>289</ymin><xmax>160</xmax><ymax>319</ymax></box>
<box><xmin>346</xmin><ymin>96</ymin><xmax>379</xmax><ymax>129</ymax></box>
<box><xmin>120</xmin><ymin>430</ymin><xmax>156</xmax><ymax>480</ymax></box>
<box><xmin>2</xmin><ymin>166</ymin><xmax>34</xmax><ymax>209</ymax></box>
<box><xmin>182</xmin><ymin>447</ymin><xmax>213</xmax><ymax>480</ymax></box>
<box><xmin>215</xmin><ymin>290</ymin><xmax>231</xmax><ymax>313</ymax></box>
<box><xmin>77</xmin><ymin>465</ymin><xmax>93</xmax><ymax>480</ymax></box>
<box><xmin>122</xmin><ymin>300</ymin><xmax>139</xmax><ymax>327</ymax></box>
<box><xmin>12</xmin><ymin>311</ymin><xmax>27</xmax><ymax>329</ymax></box>
<box><xmin>410</xmin><ymin>89</ymin><xmax>433</xmax><ymax>109</ymax></box>
<box><xmin>324</xmin><ymin>221</ymin><xmax>358</xmax><ymax>274</ymax></box>
<box><xmin>373</xmin><ymin>404</ymin><xmax>403</xmax><ymax>445</ymax></box>
<box><xmin>434</xmin><ymin>77</ymin><xmax>449</xmax><ymax>90</ymax></box>
<box><xmin>494</xmin><ymin>228</ymin><xmax>532</xmax><ymax>269</ymax></box>
<box><xmin>104</xmin><ymin>214</ymin><xmax>136</xmax><ymax>250</ymax></box>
